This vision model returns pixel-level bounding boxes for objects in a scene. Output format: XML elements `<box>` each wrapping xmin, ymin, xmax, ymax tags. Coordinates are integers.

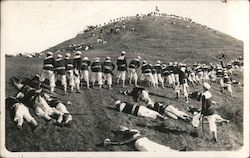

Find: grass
<box><xmin>5</xmin><ymin>15</ymin><xmax>243</xmax><ymax>152</ymax></box>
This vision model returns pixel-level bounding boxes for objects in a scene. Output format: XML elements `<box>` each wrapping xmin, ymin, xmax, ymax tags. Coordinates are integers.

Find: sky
<box><xmin>1</xmin><ymin>1</ymin><xmax>249</xmax><ymax>55</ymax></box>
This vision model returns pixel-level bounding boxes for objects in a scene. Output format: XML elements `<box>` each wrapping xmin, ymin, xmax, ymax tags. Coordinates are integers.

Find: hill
<box><xmin>4</xmin><ymin>14</ymin><xmax>244</xmax><ymax>152</ymax></box>
<box><xmin>44</xmin><ymin>15</ymin><xmax>243</xmax><ymax>64</ymax></box>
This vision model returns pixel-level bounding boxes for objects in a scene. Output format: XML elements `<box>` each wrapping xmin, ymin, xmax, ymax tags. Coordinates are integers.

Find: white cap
<box><xmin>121</xmin><ymin>51</ymin><xmax>126</xmax><ymax>55</ymax></box>
<box><xmin>47</xmin><ymin>52</ymin><xmax>53</xmax><ymax>56</ymax></box>
<box><xmin>67</xmin><ymin>101</ymin><xmax>72</xmax><ymax>105</ymax></box>
<box><xmin>157</xmin><ymin>60</ymin><xmax>161</xmax><ymax>64</ymax></box>
<box><xmin>95</xmin><ymin>57</ymin><xmax>100</xmax><ymax>61</ymax></box>
<box><xmin>179</xmin><ymin>63</ymin><xmax>186</xmax><ymax>67</ymax></box>
<box><xmin>180</xmin><ymin>68</ymin><xmax>186</xmax><ymax>73</ymax></box>
<box><xmin>119</xmin><ymin>125</ymin><xmax>129</xmax><ymax>131</ymax></box>
<box><xmin>106</xmin><ymin>56</ymin><xmax>111</xmax><ymax>60</ymax></box>
<box><xmin>65</xmin><ymin>53</ymin><xmax>71</xmax><ymax>57</ymax></box>
<box><xmin>130</xmin><ymin>129</ymin><xmax>140</xmax><ymax>133</ymax></box>
<box><xmin>114</xmin><ymin>100</ymin><xmax>121</xmax><ymax>106</ymax></box>
<box><xmin>169</xmin><ymin>62</ymin><xmax>173</xmax><ymax>65</ymax></box>
<box><xmin>57</xmin><ymin>54</ymin><xmax>62</xmax><ymax>58</ymax></box>
<box><xmin>137</xmin><ymin>56</ymin><xmax>142</xmax><ymax>60</ymax></box>
<box><xmin>194</xmin><ymin>111</ymin><xmax>199</xmax><ymax>115</ymax></box>
<box><xmin>203</xmin><ymin>82</ymin><xmax>211</xmax><ymax>90</ymax></box>
<box><xmin>174</xmin><ymin>61</ymin><xmax>178</xmax><ymax>65</ymax></box>
<box><xmin>76</xmin><ymin>51</ymin><xmax>82</xmax><ymax>55</ymax></box>
<box><xmin>83</xmin><ymin>57</ymin><xmax>89</xmax><ymax>60</ymax></box>
<box><xmin>142</xmin><ymin>60</ymin><xmax>147</xmax><ymax>64</ymax></box>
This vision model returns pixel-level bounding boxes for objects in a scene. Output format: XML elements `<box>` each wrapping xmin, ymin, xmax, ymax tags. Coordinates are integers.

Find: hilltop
<box><xmin>5</xmin><ymin>13</ymin><xmax>244</xmax><ymax>152</ymax></box>
<box><xmin>44</xmin><ymin>14</ymin><xmax>243</xmax><ymax>64</ymax></box>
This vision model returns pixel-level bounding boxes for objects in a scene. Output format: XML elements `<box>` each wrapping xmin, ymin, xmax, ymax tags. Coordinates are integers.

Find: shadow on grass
<box><xmin>95</xmin><ymin>143</ymin><xmax>104</xmax><ymax>147</ymax></box>
<box><xmin>107</xmin><ymin>107</ymin><xmax>117</xmax><ymax>112</ymax></box>
<box><xmin>151</xmin><ymin>125</ymin><xmax>198</xmax><ymax>137</ymax></box>
<box><xmin>149</xmin><ymin>92</ymin><xmax>174</xmax><ymax>100</ymax></box>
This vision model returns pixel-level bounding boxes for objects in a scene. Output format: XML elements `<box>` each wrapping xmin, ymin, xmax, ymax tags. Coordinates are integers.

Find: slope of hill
<box><xmin>4</xmin><ymin>14</ymin><xmax>244</xmax><ymax>152</ymax></box>
<box><xmin>45</xmin><ymin>15</ymin><xmax>243</xmax><ymax>64</ymax></box>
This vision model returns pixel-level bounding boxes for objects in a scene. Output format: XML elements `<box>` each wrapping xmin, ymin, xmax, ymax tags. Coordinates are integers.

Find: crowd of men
<box><xmin>40</xmin><ymin>50</ymin><xmax>243</xmax><ymax>100</ymax></box>
<box><xmin>5</xmin><ymin>7</ymin><xmax>244</xmax><ymax>150</ymax></box>
<box><xmin>37</xmin><ymin>50</ymin><xmax>243</xmax><ymax>143</ymax></box>
<box><xmin>6</xmin><ymin>48</ymin><xmax>243</xmax><ymax>150</ymax></box>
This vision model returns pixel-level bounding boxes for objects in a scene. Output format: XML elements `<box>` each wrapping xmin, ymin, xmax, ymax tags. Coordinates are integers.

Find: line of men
<box><xmin>40</xmin><ymin>50</ymin><xmax>242</xmax><ymax>99</ymax></box>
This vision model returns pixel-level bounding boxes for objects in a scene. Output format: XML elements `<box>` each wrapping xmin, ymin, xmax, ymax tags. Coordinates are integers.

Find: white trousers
<box><xmin>135</xmin><ymin>137</ymin><xmax>177</xmax><ymax>152</ymax></box>
<box><xmin>91</xmin><ymin>72</ymin><xmax>103</xmax><ymax>85</ymax></box>
<box><xmin>14</xmin><ymin>103</ymin><xmax>36</xmax><ymax>126</ymax></box>
<box><xmin>40</xmin><ymin>70</ymin><xmax>55</xmax><ymax>87</ymax></box>
<box><xmin>137</xmin><ymin>106</ymin><xmax>161</xmax><ymax>120</ymax></box>
<box><xmin>103</xmin><ymin>73</ymin><xmax>112</xmax><ymax>85</ymax></box>
<box><xmin>66</xmin><ymin>70</ymin><xmax>74</xmax><ymax>86</ymax></box>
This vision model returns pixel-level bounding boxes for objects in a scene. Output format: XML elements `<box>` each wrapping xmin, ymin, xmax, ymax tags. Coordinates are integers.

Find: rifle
<box><xmin>181</xmin><ymin>57</ymin><xmax>191</xmax><ymax>63</ymax></box>
<box><xmin>164</xmin><ymin>108</ymin><xmax>192</xmax><ymax>123</ymax></box>
<box><xmin>103</xmin><ymin>135</ymin><xmax>147</xmax><ymax>146</ymax></box>
<box><xmin>64</xmin><ymin>113</ymin><xmax>88</xmax><ymax>115</ymax></box>
<box><xmin>201</xmin><ymin>114</ymin><xmax>205</xmax><ymax>136</ymax></box>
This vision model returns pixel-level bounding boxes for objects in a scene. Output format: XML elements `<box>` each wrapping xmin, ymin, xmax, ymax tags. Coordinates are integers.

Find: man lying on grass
<box><xmin>120</xmin><ymin>87</ymin><xmax>191</xmax><ymax>122</ymax></box>
<box><xmin>103</xmin><ymin>125</ymin><xmax>186</xmax><ymax>151</ymax></box>
<box><xmin>6</xmin><ymin>97</ymin><xmax>38</xmax><ymax>131</ymax></box>
<box><xmin>114</xmin><ymin>100</ymin><xmax>166</xmax><ymax>120</ymax></box>
<box><xmin>11</xmin><ymin>76</ymin><xmax>72</xmax><ymax>126</ymax></box>
<box><xmin>147</xmin><ymin>101</ymin><xmax>192</xmax><ymax>122</ymax></box>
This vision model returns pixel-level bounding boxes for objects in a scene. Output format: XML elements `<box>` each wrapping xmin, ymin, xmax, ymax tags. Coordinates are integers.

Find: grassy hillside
<box><xmin>5</xmin><ymin>15</ymin><xmax>244</xmax><ymax>152</ymax></box>
<box><xmin>45</xmin><ymin>16</ymin><xmax>243</xmax><ymax>65</ymax></box>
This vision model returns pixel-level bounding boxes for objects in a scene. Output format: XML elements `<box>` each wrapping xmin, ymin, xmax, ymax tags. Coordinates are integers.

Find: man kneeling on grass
<box><xmin>103</xmin><ymin>125</ymin><xmax>186</xmax><ymax>151</ymax></box>
<box><xmin>120</xmin><ymin>87</ymin><xmax>153</xmax><ymax>104</ymax></box>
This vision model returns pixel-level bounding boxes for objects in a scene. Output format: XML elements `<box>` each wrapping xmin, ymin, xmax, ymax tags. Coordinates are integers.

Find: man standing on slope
<box><xmin>73</xmin><ymin>51</ymin><xmax>82</xmax><ymax>93</ymax></box>
<box><xmin>81</xmin><ymin>57</ymin><xmax>91</xmax><ymax>89</ymax></box>
<box><xmin>128</xmin><ymin>56</ymin><xmax>141</xmax><ymax>86</ymax></box>
<box><xmin>141</xmin><ymin>61</ymin><xmax>156</xmax><ymax>88</ymax></box>
<box><xmin>194</xmin><ymin>82</ymin><xmax>218</xmax><ymax>142</ymax></box>
<box><xmin>65</xmin><ymin>53</ymin><xmax>74</xmax><ymax>93</ymax></box>
<box><xmin>177</xmin><ymin>63</ymin><xmax>189</xmax><ymax>103</ymax></box>
<box><xmin>155</xmin><ymin>60</ymin><xmax>165</xmax><ymax>88</ymax></box>
<box><xmin>116</xmin><ymin>51</ymin><xmax>127</xmax><ymax>87</ymax></box>
<box><xmin>173</xmin><ymin>62</ymin><xmax>179</xmax><ymax>84</ymax></box>
<box><xmin>167</xmin><ymin>62</ymin><xmax>175</xmax><ymax>88</ymax></box>
<box><xmin>55</xmin><ymin>54</ymin><xmax>67</xmax><ymax>95</ymax></box>
<box><xmin>91</xmin><ymin>57</ymin><xmax>103</xmax><ymax>90</ymax></box>
<box><xmin>40</xmin><ymin>52</ymin><xmax>56</xmax><ymax>94</ymax></box>
<box><xmin>103</xmin><ymin>57</ymin><xmax>115</xmax><ymax>89</ymax></box>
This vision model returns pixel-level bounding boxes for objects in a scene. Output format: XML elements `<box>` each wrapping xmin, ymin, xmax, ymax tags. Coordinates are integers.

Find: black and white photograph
<box><xmin>1</xmin><ymin>1</ymin><xmax>249</xmax><ymax>157</ymax></box>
